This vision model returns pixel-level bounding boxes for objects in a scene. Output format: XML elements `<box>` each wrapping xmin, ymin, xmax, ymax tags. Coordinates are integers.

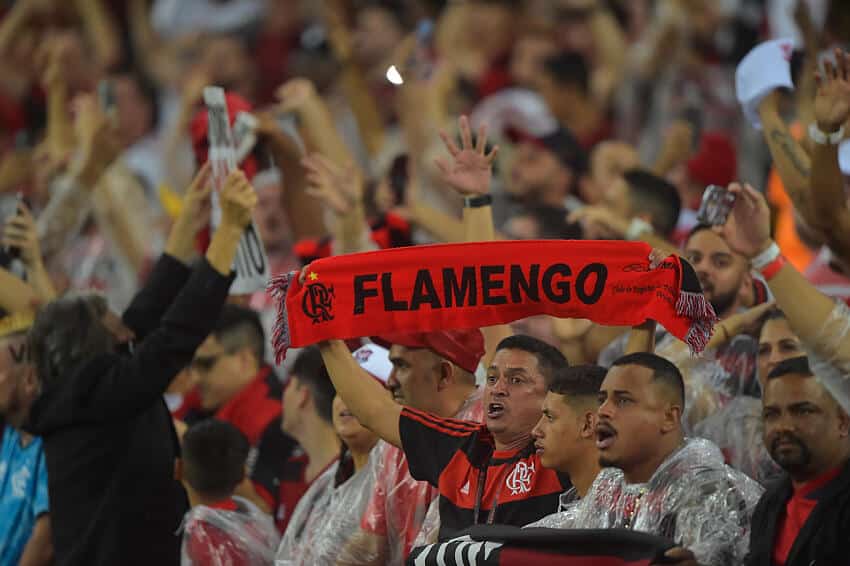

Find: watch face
<box><xmin>697</xmin><ymin>185</ymin><xmax>737</xmax><ymax>226</ymax></box>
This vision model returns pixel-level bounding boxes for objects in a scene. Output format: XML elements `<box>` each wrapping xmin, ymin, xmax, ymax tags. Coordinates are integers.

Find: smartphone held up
<box><xmin>696</xmin><ymin>185</ymin><xmax>737</xmax><ymax>226</ymax></box>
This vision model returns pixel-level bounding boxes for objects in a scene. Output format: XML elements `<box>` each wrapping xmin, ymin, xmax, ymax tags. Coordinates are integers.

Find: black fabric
<box><xmin>24</xmin><ymin>254</ymin><xmax>234</xmax><ymax>566</ymax></box>
<box><xmin>407</xmin><ymin>526</ymin><xmax>675</xmax><ymax>566</ymax></box>
<box><xmin>745</xmin><ymin>459</ymin><xmax>850</xmax><ymax>566</ymax></box>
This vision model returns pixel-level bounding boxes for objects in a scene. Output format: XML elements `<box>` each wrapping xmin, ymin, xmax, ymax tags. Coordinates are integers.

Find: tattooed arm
<box><xmin>757</xmin><ymin>92</ymin><xmax>816</xmax><ymax>225</ymax></box>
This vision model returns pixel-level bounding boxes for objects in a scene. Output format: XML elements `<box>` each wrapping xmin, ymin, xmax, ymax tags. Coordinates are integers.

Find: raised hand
<box><xmin>72</xmin><ymin>94</ymin><xmax>121</xmax><ymax>187</ymax></box>
<box><xmin>181</xmin><ymin>163</ymin><xmax>213</xmax><ymax>233</ymax></box>
<box><xmin>434</xmin><ymin>115</ymin><xmax>499</xmax><ymax>196</ymax></box>
<box><xmin>219</xmin><ymin>170</ymin><xmax>258</xmax><ymax>230</ymax></box>
<box><xmin>302</xmin><ymin>153</ymin><xmax>363</xmax><ymax>216</ymax></box>
<box><xmin>275</xmin><ymin>79</ymin><xmax>319</xmax><ymax>115</ymax></box>
<box><xmin>2</xmin><ymin>201</ymin><xmax>42</xmax><ymax>269</ymax></box>
<box><xmin>814</xmin><ymin>48</ymin><xmax>850</xmax><ymax>133</ymax></box>
<box><xmin>718</xmin><ymin>182</ymin><xmax>772</xmax><ymax>259</ymax></box>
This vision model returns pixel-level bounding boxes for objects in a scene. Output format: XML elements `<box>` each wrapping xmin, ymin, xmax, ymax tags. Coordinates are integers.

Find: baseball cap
<box><xmin>507</xmin><ymin>126</ymin><xmax>589</xmax><ymax>176</ymax></box>
<box><xmin>352</xmin><ymin>344</ymin><xmax>393</xmax><ymax>384</ymax></box>
<box><xmin>373</xmin><ymin>329</ymin><xmax>485</xmax><ymax>374</ymax></box>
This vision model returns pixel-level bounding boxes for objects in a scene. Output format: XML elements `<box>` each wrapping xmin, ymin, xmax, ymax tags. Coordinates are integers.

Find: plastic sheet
<box><xmin>275</xmin><ymin>450</ymin><xmax>377</xmax><ymax>566</ymax></box>
<box><xmin>599</xmin><ymin>331</ymin><xmax>758</xmax><ymax>432</ymax></box>
<box><xmin>692</xmin><ymin>396</ymin><xmax>781</xmax><ymax>485</ymax></box>
<box><xmin>528</xmin><ymin>438</ymin><xmax>763</xmax><ymax>566</ymax></box>
<box><xmin>338</xmin><ymin>389</ymin><xmax>483</xmax><ymax>566</ymax></box>
<box><xmin>180</xmin><ymin>496</ymin><xmax>279</xmax><ymax>566</ymax></box>
<box><xmin>806</xmin><ymin>300</ymin><xmax>850</xmax><ymax>413</ymax></box>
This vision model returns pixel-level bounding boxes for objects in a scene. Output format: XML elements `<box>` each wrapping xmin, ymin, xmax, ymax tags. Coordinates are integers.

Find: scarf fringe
<box><xmin>268</xmin><ymin>271</ymin><xmax>296</xmax><ymax>364</ymax></box>
<box><xmin>676</xmin><ymin>290</ymin><xmax>718</xmax><ymax>354</ymax></box>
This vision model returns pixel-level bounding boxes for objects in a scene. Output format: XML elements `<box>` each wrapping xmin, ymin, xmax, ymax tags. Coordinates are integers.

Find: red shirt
<box><xmin>184</xmin><ymin>499</ymin><xmax>247</xmax><ymax>566</ymax></box>
<box><xmin>773</xmin><ymin>466</ymin><xmax>843</xmax><ymax>565</ymax></box>
<box><xmin>399</xmin><ymin>407</ymin><xmax>570</xmax><ymax>539</ymax></box>
<box><xmin>271</xmin><ymin>453</ymin><xmax>338</xmax><ymax>533</ymax></box>
<box><xmin>216</xmin><ymin>367</ymin><xmax>281</xmax><ymax>445</ymax></box>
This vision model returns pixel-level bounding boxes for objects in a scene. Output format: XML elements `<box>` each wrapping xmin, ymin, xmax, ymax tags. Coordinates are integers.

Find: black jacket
<box><xmin>24</xmin><ymin>255</ymin><xmax>233</xmax><ymax>566</ymax></box>
<box><xmin>745</xmin><ymin>459</ymin><xmax>850</xmax><ymax>566</ymax></box>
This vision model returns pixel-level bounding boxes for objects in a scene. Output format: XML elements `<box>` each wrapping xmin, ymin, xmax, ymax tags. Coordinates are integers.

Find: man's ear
<box><xmin>661</xmin><ymin>403</ymin><xmax>683</xmax><ymax>434</ymax></box>
<box><xmin>436</xmin><ymin>360</ymin><xmax>454</xmax><ymax>392</ymax></box>
<box><xmin>837</xmin><ymin>407</ymin><xmax>850</xmax><ymax>439</ymax></box>
<box><xmin>581</xmin><ymin>410</ymin><xmax>597</xmax><ymax>439</ymax></box>
<box><xmin>22</xmin><ymin>365</ymin><xmax>40</xmax><ymax>397</ymax></box>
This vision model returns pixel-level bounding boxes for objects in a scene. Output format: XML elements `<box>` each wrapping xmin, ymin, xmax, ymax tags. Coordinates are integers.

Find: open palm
<box><xmin>814</xmin><ymin>49</ymin><xmax>850</xmax><ymax>132</ymax></box>
<box><xmin>435</xmin><ymin>115</ymin><xmax>499</xmax><ymax>196</ymax></box>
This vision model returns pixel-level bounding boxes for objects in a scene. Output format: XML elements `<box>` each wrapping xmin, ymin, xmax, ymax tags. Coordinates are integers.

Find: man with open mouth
<box><xmin>318</xmin><ymin>333</ymin><xmax>570</xmax><ymax>541</ymax></box>
<box><xmin>337</xmin><ymin>329</ymin><xmax>485</xmax><ymax>565</ymax></box>
<box><xmin>555</xmin><ymin>352</ymin><xmax>763</xmax><ymax>566</ymax></box>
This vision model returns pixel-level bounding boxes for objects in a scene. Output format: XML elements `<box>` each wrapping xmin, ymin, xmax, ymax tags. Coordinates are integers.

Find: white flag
<box><xmin>203</xmin><ymin>86</ymin><xmax>270</xmax><ymax>294</ymax></box>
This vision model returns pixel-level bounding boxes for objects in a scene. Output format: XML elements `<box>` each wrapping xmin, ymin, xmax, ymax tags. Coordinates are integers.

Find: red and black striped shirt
<box><xmin>399</xmin><ymin>407</ymin><xmax>569</xmax><ymax>539</ymax></box>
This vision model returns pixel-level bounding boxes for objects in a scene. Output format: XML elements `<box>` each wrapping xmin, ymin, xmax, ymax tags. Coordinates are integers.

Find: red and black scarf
<box><xmin>269</xmin><ymin>241</ymin><xmax>716</xmax><ymax>362</ymax></box>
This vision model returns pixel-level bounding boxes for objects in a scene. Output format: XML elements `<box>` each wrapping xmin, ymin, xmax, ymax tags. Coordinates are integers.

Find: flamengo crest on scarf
<box><xmin>268</xmin><ymin>240</ymin><xmax>716</xmax><ymax>362</ymax></box>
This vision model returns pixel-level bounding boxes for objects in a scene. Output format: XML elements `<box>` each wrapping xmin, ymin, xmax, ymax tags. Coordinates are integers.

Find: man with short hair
<box><xmin>275</xmin><ymin>346</ymin><xmax>340</xmax><ymax>532</ymax></box>
<box><xmin>558</xmin><ymin>352</ymin><xmax>762</xmax><ymax>566</ymax></box>
<box><xmin>177</xmin><ymin>419</ymin><xmax>279</xmax><ymax>565</ymax></box>
<box><xmin>179</xmin><ymin>305</ymin><xmax>297</xmax><ymax>514</ymax></box>
<box><xmin>532</xmin><ymin>364</ymin><xmax>606</xmax><ymax>501</ymax></box>
<box><xmin>0</xmin><ymin>317</ymin><xmax>52</xmax><ymax>566</ymax></box>
<box><xmin>321</xmin><ymin>333</ymin><xmax>571</xmax><ymax>540</ymax></box>
<box><xmin>339</xmin><ymin>329</ymin><xmax>485</xmax><ymax>565</ymax></box>
<box><xmin>745</xmin><ymin>357</ymin><xmax>850</xmax><ymax>566</ymax></box>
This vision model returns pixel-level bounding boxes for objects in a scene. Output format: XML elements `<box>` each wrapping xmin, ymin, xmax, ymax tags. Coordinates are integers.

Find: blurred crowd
<box><xmin>2</xmin><ymin>0</ymin><xmax>850</xmax><ymax>565</ymax></box>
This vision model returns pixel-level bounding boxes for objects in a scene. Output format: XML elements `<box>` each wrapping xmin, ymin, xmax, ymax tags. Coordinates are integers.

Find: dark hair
<box><xmin>182</xmin><ymin>420</ymin><xmax>250</xmax><ymax>498</ymax></box>
<box><xmin>549</xmin><ymin>364</ymin><xmax>606</xmax><ymax>405</ymax></box>
<box><xmin>495</xmin><ymin>335</ymin><xmax>568</xmax><ymax>385</ymax></box>
<box><xmin>28</xmin><ymin>294</ymin><xmax>115</xmax><ymax>390</ymax></box>
<box><xmin>516</xmin><ymin>205</ymin><xmax>583</xmax><ymax>240</ymax></box>
<box><xmin>111</xmin><ymin>65</ymin><xmax>160</xmax><ymax>130</ymax></box>
<box><xmin>212</xmin><ymin>305</ymin><xmax>266</xmax><ymax>363</ymax></box>
<box><xmin>291</xmin><ymin>346</ymin><xmax>337</xmax><ymax>424</ymax></box>
<box><xmin>684</xmin><ymin>223</ymin><xmax>714</xmax><ymax>246</ymax></box>
<box><xmin>611</xmin><ymin>352</ymin><xmax>685</xmax><ymax>405</ymax></box>
<box><xmin>767</xmin><ymin>356</ymin><xmax>812</xmax><ymax>380</ymax></box>
<box><xmin>623</xmin><ymin>169</ymin><xmax>682</xmax><ymax>238</ymax></box>
<box><xmin>543</xmin><ymin>51</ymin><xmax>590</xmax><ymax>96</ymax></box>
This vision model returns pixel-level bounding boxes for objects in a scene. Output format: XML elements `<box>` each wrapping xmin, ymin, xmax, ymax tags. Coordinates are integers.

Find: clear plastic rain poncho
<box><xmin>692</xmin><ymin>395</ymin><xmax>781</xmax><ymax>485</ymax></box>
<box><xmin>180</xmin><ymin>496</ymin><xmax>280</xmax><ymax>566</ymax></box>
<box><xmin>528</xmin><ymin>438</ymin><xmax>764</xmax><ymax>566</ymax></box>
<box><xmin>275</xmin><ymin>449</ymin><xmax>378</xmax><ymax>566</ymax></box>
<box><xmin>599</xmin><ymin>330</ymin><xmax>759</xmax><ymax>432</ymax></box>
<box><xmin>337</xmin><ymin>388</ymin><xmax>484</xmax><ymax>566</ymax></box>
<box><xmin>805</xmin><ymin>299</ymin><xmax>850</xmax><ymax>413</ymax></box>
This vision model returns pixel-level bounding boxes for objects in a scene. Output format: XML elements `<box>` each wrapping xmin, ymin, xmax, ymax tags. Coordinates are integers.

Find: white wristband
<box><xmin>809</xmin><ymin>123</ymin><xmax>845</xmax><ymax>146</ymax></box>
<box><xmin>625</xmin><ymin>218</ymin><xmax>653</xmax><ymax>241</ymax></box>
<box><xmin>751</xmin><ymin>242</ymin><xmax>781</xmax><ymax>270</ymax></box>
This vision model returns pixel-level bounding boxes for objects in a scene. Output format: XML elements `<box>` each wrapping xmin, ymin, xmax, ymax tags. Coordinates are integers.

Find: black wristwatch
<box><xmin>463</xmin><ymin>194</ymin><xmax>493</xmax><ymax>208</ymax></box>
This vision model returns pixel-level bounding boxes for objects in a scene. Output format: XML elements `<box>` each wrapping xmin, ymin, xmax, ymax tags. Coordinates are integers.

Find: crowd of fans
<box><xmin>2</xmin><ymin>0</ymin><xmax>850</xmax><ymax>565</ymax></box>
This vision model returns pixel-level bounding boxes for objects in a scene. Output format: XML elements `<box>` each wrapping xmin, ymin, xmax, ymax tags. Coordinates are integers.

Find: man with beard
<box><xmin>320</xmin><ymin>334</ymin><xmax>570</xmax><ymax>539</ymax></box>
<box><xmin>557</xmin><ymin>352</ymin><xmax>762</xmax><ymax>566</ymax></box>
<box><xmin>337</xmin><ymin>330</ymin><xmax>485</xmax><ymax>565</ymax></box>
<box><xmin>745</xmin><ymin>357</ymin><xmax>850</xmax><ymax>566</ymax></box>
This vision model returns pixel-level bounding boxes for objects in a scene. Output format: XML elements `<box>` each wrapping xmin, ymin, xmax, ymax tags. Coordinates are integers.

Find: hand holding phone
<box><xmin>697</xmin><ymin>185</ymin><xmax>737</xmax><ymax>226</ymax></box>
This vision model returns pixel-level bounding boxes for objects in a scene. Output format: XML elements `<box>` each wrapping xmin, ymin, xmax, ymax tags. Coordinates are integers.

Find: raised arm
<box><xmin>88</xmin><ymin>170</ymin><xmax>254</xmax><ymax>418</ymax></box>
<box><xmin>809</xmin><ymin>48</ymin><xmax>850</xmax><ymax>258</ymax></box>
<box><xmin>120</xmin><ymin>164</ymin><xmax>212</xmax><ymax>338</ymax></box>
<box><xmin>720</xmin><ymin>183</ymin><xmax>837</xmax><ymax>345</ymax></box>
<box><xmin>757</xmin><ymin>91</ymin><xmax>816</xmax><ymax>225</ymax></box>
<box><xmin>319</xmin><ymin>338</ymin><xmax>402</xmax><ymax>447</ymax></box>
<box><xmin>301</xmin><ymin>153</ymin><xmax>371</xmax><ymax>254</ymax></box>
<box><xmin>2</xmin><ymin>203</ymin><xmax>56</xmax><ymax>302</ymax></box>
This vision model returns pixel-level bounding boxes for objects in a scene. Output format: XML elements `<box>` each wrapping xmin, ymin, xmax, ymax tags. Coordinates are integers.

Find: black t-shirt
<box><xmin>399</xmin><ymin>406</ymin><xmax>570</xmax><ymax>539</ymax></box>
